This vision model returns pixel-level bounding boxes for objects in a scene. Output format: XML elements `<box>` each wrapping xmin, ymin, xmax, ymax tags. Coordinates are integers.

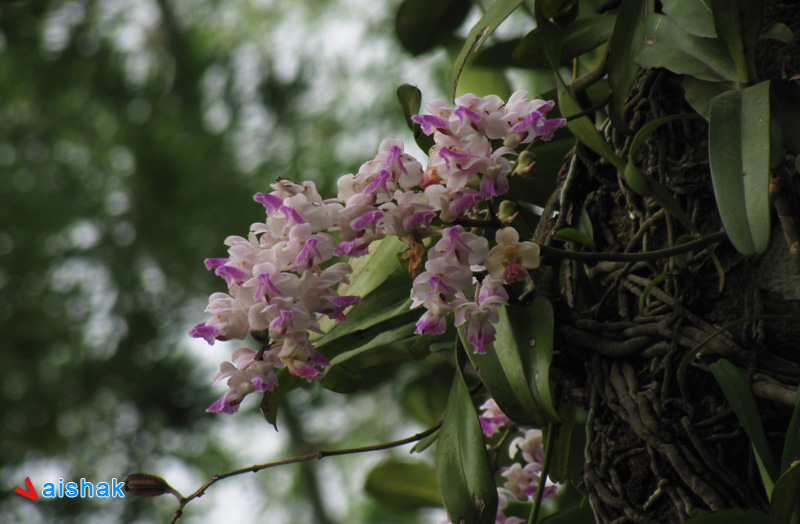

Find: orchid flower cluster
<box><xmin>471</xmin><ymin>399</ymin><xmax>557</xmax><ymax>524</ymax></box>
<box><xmin>190</xmin><ymin>91</ymin><xmax>565</xmax><ymax>414</ymax></box>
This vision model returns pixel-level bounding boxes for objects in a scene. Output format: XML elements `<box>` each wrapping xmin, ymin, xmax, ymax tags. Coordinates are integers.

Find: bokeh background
<box><xmin>0</xmin><ymin>0</ymin><xmax>545</xmax><ymax>522</ymax></box>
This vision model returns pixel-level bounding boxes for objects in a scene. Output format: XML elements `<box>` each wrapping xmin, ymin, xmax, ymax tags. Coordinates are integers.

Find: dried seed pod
<box><xmin>122</xmin><ymin>473</ymin><xmax>181</xmax><ymax>499</ymax></box>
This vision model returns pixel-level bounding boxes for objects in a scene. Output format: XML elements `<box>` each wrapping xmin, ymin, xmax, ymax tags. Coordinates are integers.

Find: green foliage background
<box><xmin>0</xmin><ymin>0</ymin><xmax>454</xmax><ymax>522</ymax></box>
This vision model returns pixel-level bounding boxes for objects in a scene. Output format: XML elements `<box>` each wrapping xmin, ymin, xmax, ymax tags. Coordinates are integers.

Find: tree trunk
<box><xmin>539</xmin><ymin>2</ymin><xmax>800</xmax><ymax>521</ymax></box>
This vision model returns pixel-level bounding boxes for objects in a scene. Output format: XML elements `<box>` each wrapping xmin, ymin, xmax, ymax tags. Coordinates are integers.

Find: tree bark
<box><xmin>539</xmin><ymin>2</ymin><xmax>800</xmax><ymax>521</ymax></box>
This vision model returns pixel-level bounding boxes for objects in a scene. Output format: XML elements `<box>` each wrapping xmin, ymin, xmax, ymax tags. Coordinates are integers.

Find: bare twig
<box><xmin>167</xmin><ymin>421</ymin><xmax>442</xmax><ymax>523</ymax></box>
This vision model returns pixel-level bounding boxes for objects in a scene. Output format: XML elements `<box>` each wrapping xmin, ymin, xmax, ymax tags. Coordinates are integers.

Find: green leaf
<box><xmin>709</xmin><ymin>81</ymin><xmax>772</xmax><ymax>255</ymax></box>
<box><xmin>554</xmin><ymin>227</ymin><xmax>595</xmax><ymax>249</ymax></box>
<box><xmin>396</xmin><ymin>0</ymin><xmax>472</xmax><ymax>56</ymax></box>
<box><xmin>452</xmin><ymin>0</ymin><xmax>524</xmax><ymax>99</ymax></box>
<box><xmin>540</xmin><ymin>0</ymin><xmax>577</xmax><ymax>19</ymax></box>
<box><xmin>682</xmin><ymin>509</ymin><xmax>771</xmax><ymax>523</ymax></box>
<box><xmin>672</xmin><ymin>234</ymin><xmax>696</xmax><ymax>268</ymax></box>
<box><xmin>629</xmin><ymin>113</ymin><xmax>703</xmax><ymax>159</ymax></box>
<box><xmin>463</xmin><ymin>303</ymin><xmax>559</xmax><ymax>427</ymax></box>
<box><xmin>549</xmin><ymin>402</ymin><xmax>588</xmax><ymax>484</ymax></box>
<box><xmin>533</xmin><ymin>0</ymin><xmax>563</xmax><ymax>71</ymax></box>
<box><xmin>402</xmin><ymin>366</ymin><xmax>452</xmax><ymax>426</ymax></box>
<box><xmin>319</xmin><ymin>237</ymin><xmax>413</xmax><ymax>341</ymax></box>
<box><xmin>338</xmin><ymin>236</ymin><xmax>407</xmax><ymax>301</ymax></box>
<box><xmin>260</xmin><ymin>370</ymin><xmax>307</xmax><ymax>430</ymax></box>
<box><xmin>661</xmin><ymin>0</ymin><xmax>716</xmax><ymax>37</ymax></box>
<box><xmin>528</xmin><ymin>297</ymin><xmax>559</xmax><ymax>422</ymax></box>
<box><xmin>771</xmin><ymin>462</ymin><xmax>800</xmax><ymax>524</ymax></box>
<box><xmin>709</xmin><ymin>0</ymin><xmax>762</xmax><ymax>83</ymax></box>
<box><xmin>536</xmin><ymin>481</ymin><xmax>596</xmax><ymax>523</ymax></box>
<box><xmin>710</xmin><ymin>358</ymin><xmax>778</xmax><ymax>497</ymax></box>
<box><xmin>436</xmin><ymin>365</ymin><xmax>498</xmax><ymax>524</ymax></box>
<box><xmin>607</xmin><ymin>0</ymin><xmax>653</xmax><ymax>134</ymax></box>
<box><xmin>554</xmin><ymin>72</ymin><xmax>625</xmax><ymax>170</ymax></box>
<box><xmin>635</xmin><ymin>14</ymin><xmax>738</xmax><ymax>82</ymax></box>
<box><xmin>411</xmin><ymin>426</ymin><xmax>441</xmax><ymax>453</ymax></box>
<box><xmin>781</xmin><ymin>387</ymin><xmax>800</xmax><ymax>473</ymax></box>
<box><xmin>759</xmin><ymin>23</ymin><xmax>795</xmax><ymax>44</ymax></box>
<box><xmin>624</xmin><ymin>113</ymin><xmax>703</xmax><ymax>230</ymax></box>
<box><xmin>453</xmin><ymin>62</ymin><xmax>513</xmax><ymax>100</ymax></box>
<box><xmin>513</xmin><ymin>15</ymin><xmax>615</xmax><ymax>68</ymax></box>
<box><xmin>397</xmin><ymin>83</ymin><xmax>435</xmax><ymax>152</ymax></box>
<box><xmin>324</xmin><ymin>320</ymin><xmax>417</xmax><ymax>367</ymax></box>
<box><xmin>365</xmin><ymin>460</ymin><xmax>442</xmax><ymax>509</ymax></box>
<box><xmin>638</xmin><ymin>273</ymin><xmax>668</xmax><ymax>311</ymax></box>
<box><xmin>321</xmin><ymin>363</ymin><xmax>362</xmax><ymax>393</ymax></box>
<box><xmin>682</xmin><ymin>77</ymin><xmax>736</xmax><ymax>120</ymax></box>
<box><xmin>473</xmin><ymin>39</ymin><xmax>526</xmax><ymax>68</ymax></box>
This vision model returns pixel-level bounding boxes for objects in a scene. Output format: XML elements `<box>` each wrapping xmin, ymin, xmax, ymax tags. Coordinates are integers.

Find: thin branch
<box><xmin>168</xmin><ymin>421</ymin><xmax>442</xmax><ymax>523</ymax></box>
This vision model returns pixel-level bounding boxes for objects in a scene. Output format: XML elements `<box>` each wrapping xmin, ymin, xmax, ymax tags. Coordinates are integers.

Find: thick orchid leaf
<box><xmin>710</xmin><ymin>358</ymin><xmax>778</xmax><ymax>497</ymax></box>
<box><xmin>608</xmin><ymin>0</ymin><xmax>653</xmax><ymax>134</ymax></box>
<box><xmin>629</xmin><ymin>113</ymin><xmax>703</xmax><ymax>159</ymax></box>
<box><xmin>263</xmin><ymin>311</ymin><xmax>418</xmax><ymax>428</ymax></box>
<box><xmin>709</xmin><ymin>81</ymin><xmax>772</xmax><ymax>255</ymax></box>
<box><xmin>527</xmin><ymin>297</ymin><xmax>559</xmax><ymax>422</ymax></box>
<box><xmin>536</xmin><ymin>482</ymin><xmax>595</xmax><ymax>523</ymax></box>
<box><xmin>781</xmin><ymin>387</ymin><xmax>800</xmax><ymax>473</ymax></box>
<box><xmin>396</xmin><ymin>0</ymin><xmax>472</xmax><ymax>56</ymax></box>
<box><xmin>635</xmin><ymin>14</ymin><xmax>738</xmax><ymax>83</ymax></box>
<box><xmin>771</xmin><ymin>462</ymin><xmax>800</xmax><ymax>524</ymax></box>
<box><xmin>709</xmin><ymin>0</ymin><xmax>762</xmax><ymax>83</ymax></box>
<box><xmin>365</xmin><ymin>460</ymin><xmax>442</xmax><ymax>509</ymax></box>
<box><xmin>661</xmin><ymin>0</ymin><xmax>716</xmax><ymax>38</ymax></box>
<box><xmin>513</xmin><ymin>15</ymin><xmax>615</xmax><ymax>68</ymax></box>
<box><xmin>462</xmin><ymin>303</ymin><xmax>559</xmax><ymax>427</ymax></box>
<box><xmin>326</xmin><ymin>320</ymin><xmax>417</xmax><ymax>366</ymax></box>
<box><xmin>411</xmin><ymin>426</ymin><xmax>441</xmax><ymax>453</ymax></box>
<box><xmin>760</xmin><ymin>23</ymin><xmax>794</xmax><ymax>44</ymax></box>
<box><xmin>554</xmin><ymin>72</ymin><xmax>626</xmax><ymax>170</ymax></box>
<box><xmin>452</xmin><ymin>0</ymin><xmax>524</xmax><ymax>99</ymax></box>
<box><xmin>682</xmin><ymin>77</ymin><xmax>735</xmax><ymax>120</ymax></box>
<box><xmin>436</xmin><ymin>366</ymin><xmax>498</xmax><ymax>524</ymax></box>
<box><xmin>402</xmin><ymin>366</ymin><xmax>452</xmax><ymax>427</ymax></box>
<box><xmin>533</xmin><ymin>0</ymin><xmax>562</xmax><ymax>72</ymax></box>
<box><xmin>549</xmin><ymin>402</ymin><xmax>587</xmax><ymax>485</ymax></box>
<box><xmin>638</xmin><ymin>273</ymin><xmax>668</xmax><ymax>311</ymax></box>
<box><xmin>452</xmin><ymin>58</ymin><xmax>513</xmax><ymax>99</ymax></box>
<box><xmin>397</xmin><ymin>83</ymin><xmax>434</xmax><ymax>152</ymax></box>
<box><xmin>554</xmin><ymin>227</ymin><xmax>595</xmax><ymax>249</ymax></box>
<box><xmin>397</xmin><ymin>83</ymin><xmax>422</xmax><ymax>129</ymax></box>
<box><xmin>321</xmin><ymin>363</ymin><xmax>362</xmax><ymax>393</ymax></box>
<box><xmin>320</xmin><ymin>236</ymin><xmax>413</xmax><ymax>340</ymax></box>
<box><xmin>540</xmin><ymin>0</ymin><xmax>577</xmax><ymax>19</ymax></box>
<box><xmin>682</xmin><ymin>509</ymin><xmax>771</xmax><ymax>524</ymax></box>
<box><xmin>339</xmin><ymin>236</ymin><xmax>406</xmax><ymax>298</ymax></box>
<box><xmin>260</xmin><ymin>370</ymin><xmax>305</xmax><ymax>430</ymax></box>
<box><xmin>460</xmin><ymin>320</ymin><xmax>541</xmax><ymax>425</ymax></box>
<box><xmin>624</xmin><ymin>113</ymin><xmax>702</xmax><ymax>231</ymax></box>
<box><xmin>472</xmin><ymin>39</ymin><xmax>525</xmax><ymax>68</ymax></box>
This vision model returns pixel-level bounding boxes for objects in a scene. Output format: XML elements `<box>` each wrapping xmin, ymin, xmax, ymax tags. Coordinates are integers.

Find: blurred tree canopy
<box><xmin>0</xmin><ymin>0</ymin><xmax>448</xmax><ymax>522</ymax></box>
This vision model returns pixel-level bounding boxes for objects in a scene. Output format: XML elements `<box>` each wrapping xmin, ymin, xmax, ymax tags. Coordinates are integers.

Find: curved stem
<box><xmin>169</xmin><ymin>421</ymin><xmax>442</xmax><ymax>523</ymax></box>
<box><xmin>540</xmin><ymin>231</ymin><xmax>728</xmax><ymax>263</ymax></box>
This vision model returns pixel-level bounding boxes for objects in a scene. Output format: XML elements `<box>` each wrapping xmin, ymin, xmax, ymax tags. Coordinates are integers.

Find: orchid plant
<box><xmin>189</xmin><ymin>91</ymin><xmax>565</xmax><ymax>416</ymax></box>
